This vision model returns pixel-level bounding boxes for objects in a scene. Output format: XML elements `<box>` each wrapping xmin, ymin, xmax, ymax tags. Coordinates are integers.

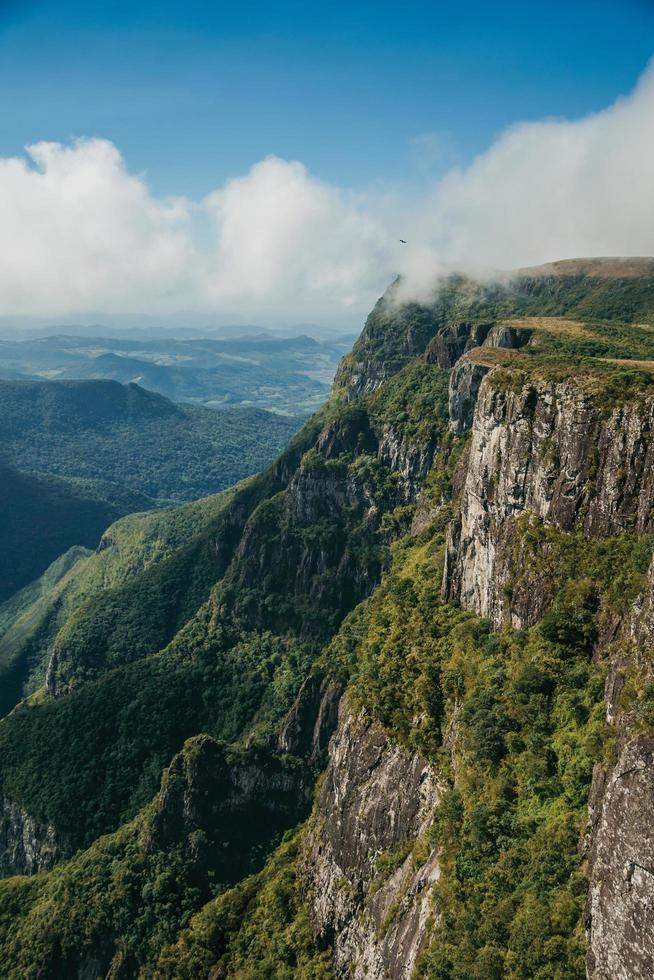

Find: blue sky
<box><xmin>1</xmin><ymin>0</ymin><xmax>652</xmax><ymax>197</ymax></box>
<box><xmin>0</xmin><ymin>0</ymin><xmax>652</xmax><ymax>326</ymax></box>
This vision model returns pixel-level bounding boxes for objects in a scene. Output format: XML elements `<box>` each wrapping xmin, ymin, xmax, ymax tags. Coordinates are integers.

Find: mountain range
<box><xmin>0</xmin><ymin>258</ymin><xmax>654</xmax><ymax>978</ymax></box>
<box><xmin>0</xmin><ymin>332</ymin><xmax>354</xmax><ymax>416</ymax></box>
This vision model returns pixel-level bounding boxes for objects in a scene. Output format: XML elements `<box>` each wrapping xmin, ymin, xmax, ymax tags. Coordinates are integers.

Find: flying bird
<box><xmin>399</xmin><ymin>239</ymin><xmax>407</xmax><ymax>244</ymax></box>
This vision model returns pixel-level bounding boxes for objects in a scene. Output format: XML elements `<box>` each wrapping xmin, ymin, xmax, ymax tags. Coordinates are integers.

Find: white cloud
<box><xmin>202</xmin><ymin>156</ymin><xmax>391</xmax><ymax>318</ymax></box>
<box><xmin>0</xmin><ymin>139</ymin><xmax>196</xmax><ymax>315</ymax></box>
<box><xmin>0</xmin><ymin>141</ymin><xmax>391</xmax><ymax>323</ymax></box>
<box><xmin>1</xmin><ymin>61</ymin><xmax>654</xmax><ymax>323</ymax></box>
<box><xmin>396</xmin><ymin>59</ymin><xmax>654</xmax><ymax>299</ymax></box>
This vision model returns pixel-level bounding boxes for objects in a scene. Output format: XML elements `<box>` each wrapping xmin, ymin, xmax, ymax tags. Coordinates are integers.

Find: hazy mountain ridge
<box><xmin>0</xmin><ymin>331</ymin><xmax>353</xmax><ymax>415</ymax></box>
<box><xmin>0</xmin><ymin>378</ymin><xmax>302</xmax><ymax>502</ymax></box>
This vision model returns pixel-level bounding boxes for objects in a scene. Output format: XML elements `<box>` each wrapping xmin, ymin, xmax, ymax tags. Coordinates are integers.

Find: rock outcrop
<box><xmin>276</xmin><ymin>671</ymin><xmax>343</xmax><ymax>766</ymax></box>
<box><xmin>447</xmin><ymin>355</ymin><xmax>490</xmax><ymax>435</ymax></box>
<box><xmin>300</xmin><ymin>700</ymin><xmax>441</xmax><ymax>979</ymax></box>
<box><xmin>443</xmin><ymin>376</ymin><xmax>654</xmax><ymax>628</ymax></box>
<box><xmin>586</xmin><ymin>737</ymin><xmax>654</xmax><ymax>980</ymax></box>
<box><xmin>375</xmin><ymin>421</ymin><xmax>436</xmax><ymax>502</ymax></box>
<box><xmin>583</xmin><ymin>551</ymin><xmax>654</xmax><ymax>978</ymax></box>
<box><xmin>424</xmin><ymin>321</ymin><xmax>493</xmax><ymax>369</ymax></box>
<box><xmin>439</xmin><ymin>361</ymin><xmax>654</xmax><ymax>977</ymax></box>
<box><xmin>0</xmin><ymin>798</ymin><xmax>66</xmax><ymax>877</ymax></box>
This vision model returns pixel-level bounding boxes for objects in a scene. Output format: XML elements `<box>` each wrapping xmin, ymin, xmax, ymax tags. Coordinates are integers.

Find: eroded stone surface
<box><xmin>0</xmin><ymin>798</ymin><xmax>66</xmax><ymax>876</ymax></box>
<box><xmin>300</xmin><ymin>700</ymin><xmax>440</xmax><ymax>979</ymax></box>
<box><xmin>444</xmin><ymin>377</ymin><xmax>654</xmax><ymax>628</ymax></box>
<box><xmin>587</xmin><ymin>738</ymin><xmax>654</xmax><ymax>980</ymax></box>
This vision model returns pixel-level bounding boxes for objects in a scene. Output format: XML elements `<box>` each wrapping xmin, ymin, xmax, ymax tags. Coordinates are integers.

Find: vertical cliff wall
<box><xmin>301</xmin><ymin>356</ymin><xmax>654</xmax><ymax>978</ymax></box>
<box><xmin>444</xmin><ymin>371</ymin><xmax>654</xmax><ymax>628</ymax></box>
<box><xmin>441</xmin><ymin>364</ymin><xmax>654</xmax><ymax>979</ymax></box>
<box><xmin>300</xmin><ymin>700</ymin><xmax>441</xmax><ymax>979</ymax></box>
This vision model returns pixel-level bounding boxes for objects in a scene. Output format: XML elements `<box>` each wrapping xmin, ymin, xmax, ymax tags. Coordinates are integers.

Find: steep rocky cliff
<box><xmin>581</xmin><ymin>551</ymin><xmax>654</xmax><ymax>980</ymax></box>
<box><xmin>2</xmin><ymin>260</ymin><xmax>654</xmax><ymax>978</ymax></box>
<box><xmin>0</xmin><ymin>799</ymin><xmax>66</xmax><ymax>877</ymax></box>
<box><xmin>438</xmin><ymin>353</ymin><xmax>654</xmax><ymax>977</ymax></box>
<box><xmin>443</xmin><ymin>372</ymin><xmax>654</xmax><ymax>628</ymax></box>
<box><xmin>586</xmin><ymin>736</ymin><xmax>654</xmax><ymax>980</ymax></box>
<box><xmin>302</xmin><ymin>263</ymin><xmax>654</xmax><ymax>979</ymax></box>
<box><xmin>300</xmin><ymin>700</ymin><xmax>441</xmax><ymax>979</ymax></box>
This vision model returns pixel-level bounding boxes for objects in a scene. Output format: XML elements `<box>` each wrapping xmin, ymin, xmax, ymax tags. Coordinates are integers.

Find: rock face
<box><xmin>276</xmin><ymin>671</ymin><xmax>343</xmax><ymax>766</ymax></box>
<box><xmin>482</xmin><ymin>323</ymin><xmax>532</xmax><ymax>350</ymax></box>
<box><xmin>445</xmin><ymin>322</ymin><xmax>534</xmax><ymax>437</ymax></box>
<box><xmin>439</xmin><ymin>363</ymin><xmax>654</xmax><ymax>977</ymax></box>
<box><xmin>443</xmin><ymin>376</ymin><xmax>654</xmax><ymax>628</ymax></box>
<box><xmin>334</xmin><ymin>289</ymin><xmax>444</xmax><ymax>399</ymax></box>
<box><xmin>316</xmin><ymin>406</ymin><xmax>437</xmax><ymax>504</ymax></box>
<box><xmin>586</xmin><ymin>737</ymin><xmax>654</xmax><ymax>980</ymax></box>
<box><xmin>376</xmin><ymin>421</ymin><xmax>436</xmax><ymax>502</ymax></box>
<box><xmin>300</xmin><ymin>700</ymin><xmax>441</xmax><ymax>979</ymax></box>
<box><xmin>286</xmin><ymin>355</ymin><xmax>654</xmax><ymax>979</ymax></box>
<box><xmin>447</xmin><ymin>355</ymin><xmax>490</xmax><ymax>436</ymax></box>
<box><xmin>424</xmin><ymin>321</ymin><xmax>493</xmax><ymax>369</ymax></box>
<box><xmin>583</xmin><ymin>552</ymin><xmax>654</xmax><ymax>978</ymax></box>
<box><xmin>0</xmin><ymin>798</ymin><xmax>66</xmax><ymax>876</ymax></box>
<box><xmin>224</xmin><ymin>404</ymin><xmax>438</xmax><ymax>643</ymax></box>
<box><xmin>425</xmin><ymin>321</ymin><xmax>531</xmax><ymax>373</ymax></box>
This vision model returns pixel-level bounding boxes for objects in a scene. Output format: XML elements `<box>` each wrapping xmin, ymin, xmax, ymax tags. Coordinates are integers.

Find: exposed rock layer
<box><xmin>0</xmin><ymin>799</ymin><xmax>66</xmax><ymax>877</ymax></box>
<box><xmin>586</xmin><ymin>737</ymin><xmax>654</xmax><ymax>980</ymax></box>
<box><xmin>444</xmin><ymin>376</ymin><xmax>654</xmax><ymax>628</ymax></box>
<box><xmin>301</xmin><ymin>701</ymin><xmax>440</xmax><ymax>979</ymax></box>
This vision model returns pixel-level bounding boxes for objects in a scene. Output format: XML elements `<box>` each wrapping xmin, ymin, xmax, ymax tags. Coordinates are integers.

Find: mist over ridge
<box><xmin>0</xmin><ymin>60</ymin><xmax>652</xmax><ymax>328</ymax></box>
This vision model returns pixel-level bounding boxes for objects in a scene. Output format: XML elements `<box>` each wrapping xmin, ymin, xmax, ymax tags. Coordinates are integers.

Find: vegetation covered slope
<box><xmin>0</xmin><ymin>378</ymin><xmax>302</xmax><ymax>502</ymax></box>
<box><xmin>0</xmin><ymin>362</ymin><xmax>449</xmax><ymax>854</ymax></box>
<box><xmin>0</xmin><ymin>546</ymin><xmax>91</xmax><ymax>642</ymax></box>
<box><xmin>0</xmin><ymin>463</ymin><xmax>153</xmax><ymax>604</ymax></box>
<box><xmin>155</xmin><ymin>518</ymin><xmax>650</xmax><ymax>980</ymax></box>
<box><xmin>0</xmin><ymin>489</ymin><xmax>237</xmax><ymax>717</ymax></box>
<box><xmin>2</xmin><ymin>262</ymin><xmax>654</xmax><ymax>978</ymax></box>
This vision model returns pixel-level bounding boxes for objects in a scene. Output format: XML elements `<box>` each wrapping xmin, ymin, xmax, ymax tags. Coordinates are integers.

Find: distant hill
<box><xmin>0</xmin><ymin>331</ymin><xmax>351</xmax><ymax>414</ymax></box>
<box><xmin>0</xmin><ymin>378</ymin><xmax>302</xmax><ymax>502</ymax></box>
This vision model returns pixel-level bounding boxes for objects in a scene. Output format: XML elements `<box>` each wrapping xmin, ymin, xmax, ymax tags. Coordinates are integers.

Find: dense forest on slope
<box><xmin>0</xmin><ymin>490</ymin><xmax>237</xmax><ymax>717</ymax></box>
<box><xmin>2</xmin><ymin>259</ymin><xmax>654</xmax><ymax>978</ymax></box>
<box><xmin>0</xmin><ymin>378</ymin><xmax>302</xmax><ymax>501</ymax></box>
<box><xmin>0</xmin><ymin>378</ymin><xmax>301</xmax><ymax>616</ymax></box>
<box><xmin>0</xmin><ymin>464</ymin><xmax>152</xmax><ymax>604</ymax></box>
<box><xmin>0</xmin><ymin>546</ymin><xmax>91</xmax><ymax>642</ymax></box>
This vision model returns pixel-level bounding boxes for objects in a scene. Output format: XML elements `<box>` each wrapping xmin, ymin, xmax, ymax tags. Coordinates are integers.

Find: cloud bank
<box><xmin>0</xmin><ymin>140</ymin><xmax>195</xmax><ymax>316</ymax></box>
<box><xmin>396</xmin><ymin>58</ymin><xmax>654</xmax><ymax>300</ymax></box>
<box><xmin>203</xmin><ymin>157</ymin><xmax>390</xmax><ymax>315</ymax></box>
<box><xmin>1</xmin><ymin>61</ymin><xmax>654</xmax><ymax>323</ymax></box>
